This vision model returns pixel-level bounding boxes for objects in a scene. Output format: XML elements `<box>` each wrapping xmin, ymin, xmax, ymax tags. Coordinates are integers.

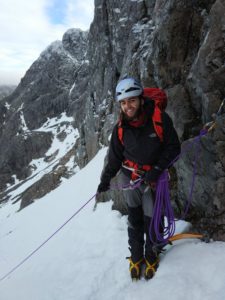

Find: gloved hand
<box><xmin>97</xmin><ymin>181</ymin><xmax>110</xmax><ymax>194</ymax></box>
<box><xmin>143</xmin><ymin>166</ymin><xmax>162</xmax><ymax>184</ymax></box>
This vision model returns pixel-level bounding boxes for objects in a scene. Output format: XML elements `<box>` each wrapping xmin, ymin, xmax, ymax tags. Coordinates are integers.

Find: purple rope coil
<box><xmin>149</xmin><ymin>170</ymin><xmax>175</xmax><ymax>245</ymax></box>
<box><xmin>149</xmin><ymin>129</ymin><xmax>208</xmax><ymax>246</ymax></box>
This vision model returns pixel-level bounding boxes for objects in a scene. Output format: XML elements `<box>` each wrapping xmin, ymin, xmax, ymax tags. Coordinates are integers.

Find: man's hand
<box><xmin>97</xmin><ymin>181</ymin><xmax>110</xmax><ymax>194</ymax></box>
<box><xmin>143</xmin><ymin>166</ymin><xmax>162</xmax><ymax>186</ymax></box>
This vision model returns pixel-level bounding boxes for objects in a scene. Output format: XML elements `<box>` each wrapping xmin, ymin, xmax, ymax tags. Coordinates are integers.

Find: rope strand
<box><xmin>0</xmin><ymin>179</ymin><xmax>142</xmax><ymax>283</ymax></box>
<box><xmin>0</xmin><ymin>193</ymin><xmax>97</xmax><ymax>282</ymax></box>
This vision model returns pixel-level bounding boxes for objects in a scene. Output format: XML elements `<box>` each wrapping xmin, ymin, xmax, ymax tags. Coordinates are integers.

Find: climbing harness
<box><xmin>122</xmin><ymin>159</ymin><xmax>151</xmax><ymax>181</ymax></box>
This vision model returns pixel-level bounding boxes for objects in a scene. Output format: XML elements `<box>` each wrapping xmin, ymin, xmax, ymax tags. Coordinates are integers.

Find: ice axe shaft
<box><xmin>217</xmin><ymin>98</ymin><xmax>225</xmax><ymax>116</ymax></box>
<box><xmin>169</xmin><ymin>233</ymin><xmax>204</xmax><ymax>242</ymax></box>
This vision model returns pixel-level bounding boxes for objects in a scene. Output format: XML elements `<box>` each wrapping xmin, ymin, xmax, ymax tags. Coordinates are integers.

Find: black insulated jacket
<box><xmin>100</xmin><ymin>99</ymin><xmax>181</xmax><ymax>185</ymax></box>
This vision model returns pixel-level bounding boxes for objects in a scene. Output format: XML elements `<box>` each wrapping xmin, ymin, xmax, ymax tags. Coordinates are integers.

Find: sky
<box><xmin>0</xmin><ymin>140</ymin><xmax>225</xmax><ymax>299</ymax></box>
<box><xmin>0</xmin><ymin>0</ymin><xmax>94</xmax><ymax>86</ymax></box>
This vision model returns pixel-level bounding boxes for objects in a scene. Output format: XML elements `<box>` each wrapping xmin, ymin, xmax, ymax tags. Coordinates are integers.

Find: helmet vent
<box><xmin>125</xmin><ymin>87</ymin><xmax>140</xmax><ymax>93</ymax></box>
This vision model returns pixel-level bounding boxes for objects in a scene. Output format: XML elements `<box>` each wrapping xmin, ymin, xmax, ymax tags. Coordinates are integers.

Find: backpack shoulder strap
<box><xmin>117</xmin><ymin>120</ymin><xmax>124</xmax><ymax>145</ymax></box>
<box><xmin>143</xmin><ymin>87</ymin><xmax>166</xmax><ymax>142</ymax></box>
<box><xmin>152</xmin><ymin>105</ymin><xmax>163</xmax><ymax>142</ymax></box>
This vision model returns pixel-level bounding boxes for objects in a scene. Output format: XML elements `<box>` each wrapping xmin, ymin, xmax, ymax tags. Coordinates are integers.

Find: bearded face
<box><xmin>120</xmin><ymin>97</ymin><xmax>144</xmax><ymax>121</ymax></box>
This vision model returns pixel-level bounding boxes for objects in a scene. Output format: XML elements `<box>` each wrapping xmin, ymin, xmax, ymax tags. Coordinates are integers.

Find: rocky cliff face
<box><xmin>0</xmin><ymin>0</ymin><xmax>224</xmax><ymax>240</ymax></box>
<box><xmin>0</xmin><ymin>29</ymin><xmax>88</xmax><ymax>207</ymax></box>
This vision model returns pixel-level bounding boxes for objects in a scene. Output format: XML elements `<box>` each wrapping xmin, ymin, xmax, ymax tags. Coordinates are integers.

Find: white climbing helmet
<box><xmin>115</xmin><ymin>77</ymin><xmax>143</xmax><ymax>102</ymax></box>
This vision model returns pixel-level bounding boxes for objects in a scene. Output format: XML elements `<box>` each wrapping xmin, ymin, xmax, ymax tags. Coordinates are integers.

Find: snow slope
<box><xmin>0</xmin><ymin>148</ymin><xmax>225</xmax><ymax>300</ymax></box>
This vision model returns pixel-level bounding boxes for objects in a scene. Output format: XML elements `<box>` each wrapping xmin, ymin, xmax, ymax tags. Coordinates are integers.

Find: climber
<box><xmin>97</xmin><ymin>77</ymin><xmax>181</xmax><ymax>280</ymax></box>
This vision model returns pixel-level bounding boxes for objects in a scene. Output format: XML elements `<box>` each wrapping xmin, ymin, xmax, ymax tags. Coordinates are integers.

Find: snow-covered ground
<box><xmin>0</xmin><ymin>148</ymin><xmax>225</xmax><ymax>300</ymax></box>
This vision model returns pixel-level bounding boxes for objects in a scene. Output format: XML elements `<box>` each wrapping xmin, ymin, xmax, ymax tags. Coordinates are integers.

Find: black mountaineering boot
<box><xmin>127</xmin><ymin>206</ymin><xmax>145</xmax><ymax>280</ymax></box>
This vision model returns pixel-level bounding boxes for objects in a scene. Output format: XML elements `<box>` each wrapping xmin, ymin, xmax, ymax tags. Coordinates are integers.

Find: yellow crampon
<box><xmin>144</xmin><ymin>257</ymin><xmax>159</xmax><ymax>279</ymax></box>
<box><xmin>127</xmin><ymin>257</ymin><xmax>144</xmax><ymax>280</ymax></box>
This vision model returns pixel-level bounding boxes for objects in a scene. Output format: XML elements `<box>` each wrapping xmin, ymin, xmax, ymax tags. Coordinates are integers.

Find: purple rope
<box><xmin>168</xmin><ymin>128</ymin><xmax>208</xmax><ymax>168</ymax></box>
<box><xmin>110</xmin><ymin>178</ymin><xmax>143</xmax><ymax>190</ymax></box>
<box><xmin>149</xmin><ymin>129</ymin><xmax>208</xmax><ymax>246</ymax></box>
<box><xmin>180</xmin><ymin>132</ymin><xmax>202</xmax><ymax>219</ymax></box>
<box><xmin>149</xmin><ymin>171</ymin><xmax>175</xmax><ymax>245</ymax></box>
<box><xmin>0</xmin><ymin>193</ymin><xmax>97</xmax><ymax>283</ymax></box>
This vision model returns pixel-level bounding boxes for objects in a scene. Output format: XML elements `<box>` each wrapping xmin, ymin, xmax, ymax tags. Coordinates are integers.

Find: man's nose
<box><xmin>125</xmin><ymin>101</ymin><xmax>132</xmax><ymax>108</ymax></box>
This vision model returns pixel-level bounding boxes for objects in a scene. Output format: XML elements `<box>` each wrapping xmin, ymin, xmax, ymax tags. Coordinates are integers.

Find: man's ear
<box><xmin>141</xmin><ymin>97</ymin><xmax>144</xmax><ymax>105</ymax></box>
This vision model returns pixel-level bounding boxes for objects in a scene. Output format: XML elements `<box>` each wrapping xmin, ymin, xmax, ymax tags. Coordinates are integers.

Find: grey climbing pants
<box><xmin>119</xmin><ymin>172</ymin><xmax>154</xmax><ymax>217</ymax></box>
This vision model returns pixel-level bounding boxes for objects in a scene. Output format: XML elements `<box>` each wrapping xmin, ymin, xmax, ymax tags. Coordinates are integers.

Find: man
<box><xmin>97</xmin><ymin>77</ymin><xmax>181</xmax><ymax>280</ymax></box>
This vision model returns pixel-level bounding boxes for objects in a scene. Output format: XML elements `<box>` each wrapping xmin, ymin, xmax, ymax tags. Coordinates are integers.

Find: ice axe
<box><xmin>204</xmin><ymin>97</ymin><xmax>225</xmax><ymax>132</ymax></box>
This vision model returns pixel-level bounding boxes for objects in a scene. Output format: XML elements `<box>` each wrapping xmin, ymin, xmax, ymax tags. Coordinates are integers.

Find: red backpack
<box><xmin>118</xmin><ymin>87</ymin><xmax>167</xmax><ymax>143</ymax></box>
